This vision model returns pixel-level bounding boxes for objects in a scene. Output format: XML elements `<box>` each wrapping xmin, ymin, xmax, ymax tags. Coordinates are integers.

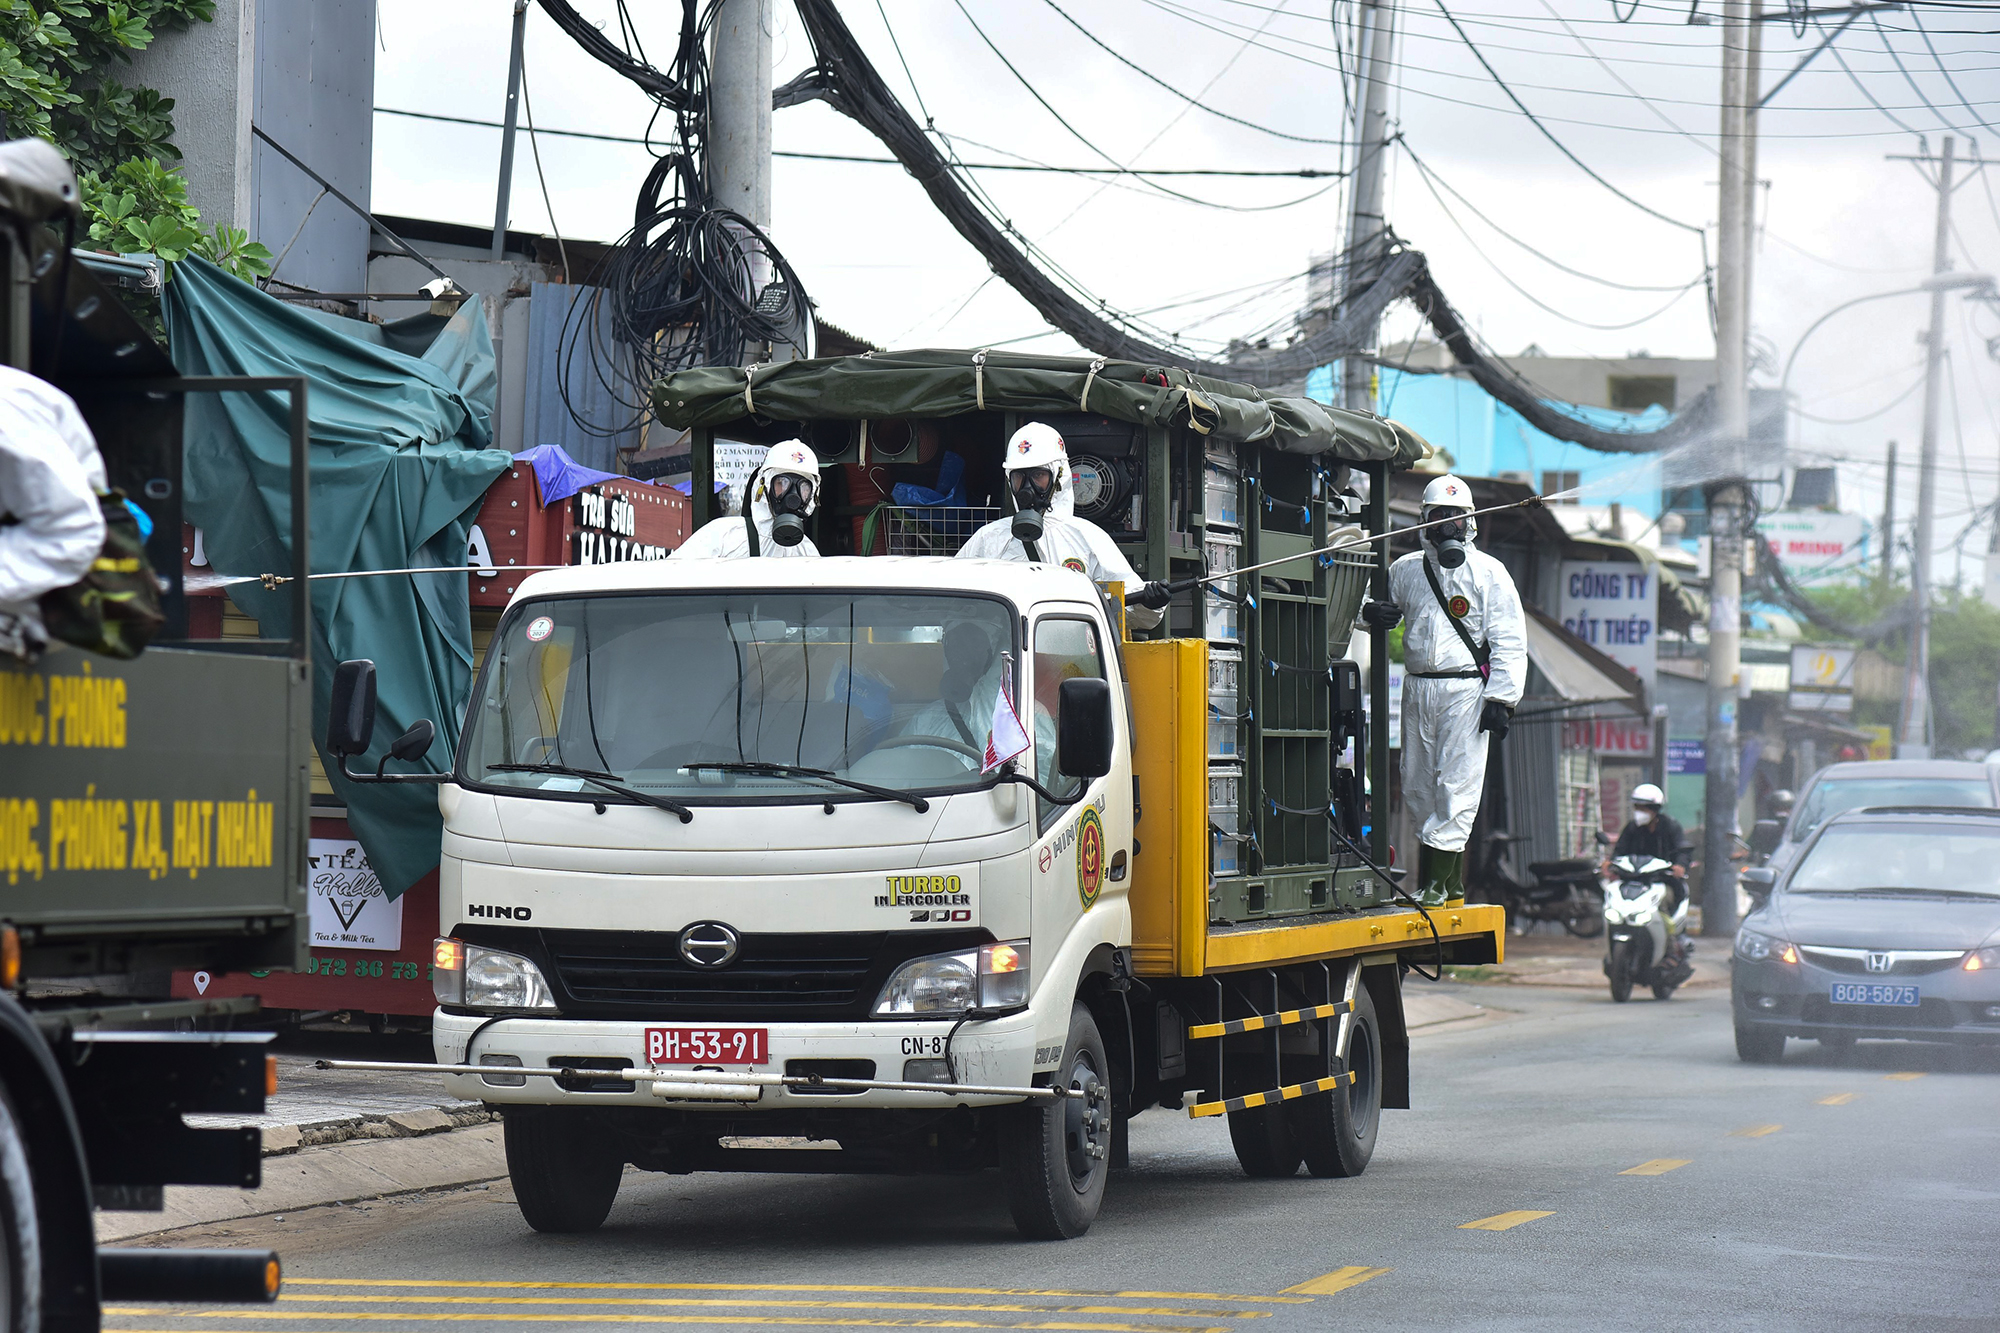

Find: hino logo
<box><xmin>678</xmin><ymin>921</ymin><xmax>741</xmax><ymax>969</ymax></box>
<box><xmin>466</xmin><ymin>904</ymin><xmax>532</xmax><ymax>921</ymax></box>
<box><xmin>1865</xmin><ymin>951</ymin><xmax>1893</xmax><ymax>974</ymax></box>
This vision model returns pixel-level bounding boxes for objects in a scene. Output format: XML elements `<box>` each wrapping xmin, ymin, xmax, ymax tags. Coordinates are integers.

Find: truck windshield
<box><xmin>462</xmin><ymin>592</ymin><xmax>1020</xmax><ymax>803</ymax></box>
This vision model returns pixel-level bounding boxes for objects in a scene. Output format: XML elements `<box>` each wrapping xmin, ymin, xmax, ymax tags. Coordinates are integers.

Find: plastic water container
<box><xmin>1204</xmin><ymin>466</ymin><xmax>1240</xmax><ymax>528</ymax></box>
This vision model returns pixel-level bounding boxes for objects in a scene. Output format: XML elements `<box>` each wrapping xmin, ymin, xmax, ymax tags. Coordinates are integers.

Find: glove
<box><xmin>1478</xmin><ymin>699</ymin><xmax>1514</xmax><ymax>738</ymax></box>
<box><xmin>1360</xmin><ymin>600</ymin><xmax>1402</xmax><ymax>632</ymax></box>
<box><xmin>1126</xmin><ymin>581</ymin><xmax>1175</xmax><ymax>610</ymax></box>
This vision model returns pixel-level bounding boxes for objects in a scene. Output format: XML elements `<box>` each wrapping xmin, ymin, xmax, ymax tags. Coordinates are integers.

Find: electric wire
<box><xmin>1792</xmin><ymin>372</ymin><xmax>1927</xmax><ymax>424</ymax></box>
<box><xmin>1909</xmin><ymin>5</ymin><xmax>2000</xmax><ymax>138</ymax></box>
<box><xmin>1873</xmin><ymin>9</ymin><xmax>1984</xmax><ymax>140</ymax></box>
<box><xmin>1828</xmin><ymin>17</ymin><xmax>1924</xmax><ymax>135</ymax></box>
<box><xmin>518</xmin><ymin>50</ymin><xmax>569</xmax><ymax>284</ymax></box>
<box><xmin>1536</xmin><ymin>0</ymin><xmax>1716</xmax><ymax>156</ymax></box>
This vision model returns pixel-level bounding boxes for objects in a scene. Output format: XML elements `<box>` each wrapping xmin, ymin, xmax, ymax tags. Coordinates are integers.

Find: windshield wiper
<box><xmin>681</xmin><ymin>761</ymin><xmax>931</xmax><ymax>813</ymax></box>
<box><xmin>486</xmin><ymin>762</ymin><xmax>694</xmax><ymax>823</ymax></box>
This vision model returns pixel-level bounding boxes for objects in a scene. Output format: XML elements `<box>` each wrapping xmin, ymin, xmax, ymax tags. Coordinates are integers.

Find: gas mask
<box><xmin>1424</xmin><ymin>506</ymin><xmax>1471</xmax><ymax>570</ymax></box>
<box><xmin>765</xmin><ymin>472</ymin><xmax>815</xmax><ymax>548</ymax></box>
<box><xmin>1010</xmin><ymin>467</ymin><xmax>1055</xmax><ymax>543</ymax></box>
<box><xmin>1632</xmin><ymin>808</ymin><xmax>1656</xmax><ymax>826</ymax></box>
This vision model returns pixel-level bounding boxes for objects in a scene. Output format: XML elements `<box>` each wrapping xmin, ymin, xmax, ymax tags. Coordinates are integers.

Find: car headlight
<box><xmin>1964</xmin><ymin>946</ymin><xmax>2000</xmax><ymax>972</ymax></box>
<box><xmin>874</xmin><ymin>940</ymin><xmax>1030</xmax><ymax>1016</ymax></box>
<box><xmin>432</xmin><ymin>936</ymin><xmax>559</xmax><ymax>1012</ymax></box>
<box><xmin>1734</xmin><ymin>928</ymin><xmax>1797</xmax><ymax>964</ymax></box>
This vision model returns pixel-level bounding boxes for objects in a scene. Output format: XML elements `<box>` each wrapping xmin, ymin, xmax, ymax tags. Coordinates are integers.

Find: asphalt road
<box><xmin>113</xmin><ymin>979</ymin><xmax>1999</xmax><ymax>1333</ymax></box>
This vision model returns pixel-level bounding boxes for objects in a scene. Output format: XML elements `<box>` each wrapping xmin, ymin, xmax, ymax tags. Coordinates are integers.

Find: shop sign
<box><xmin>1558</xmin><ymin>561</ymin><xmax>1656</xmax><ymax>696</ymax></box>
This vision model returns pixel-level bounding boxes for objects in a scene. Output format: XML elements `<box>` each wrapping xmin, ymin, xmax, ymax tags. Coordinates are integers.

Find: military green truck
<box><xmin>0</xmin><ymin>141</ymin><xmax>304</xmax><ymax>1330</ymax></box>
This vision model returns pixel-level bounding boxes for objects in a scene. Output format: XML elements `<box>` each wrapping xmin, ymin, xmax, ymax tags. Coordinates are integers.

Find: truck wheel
<box><xmin>1000</xmin><ymin>1004</ymin><xmax>1110</xmax><ymax>1240</ymax></box>
<box><xmin>503</xmin><ymin>1109</ymin><xmax>623</xmax><ymax>1233</ymax></box>
<box><xmin>1227</xmin><ymin>1103</ymin><xmax>1301</xmax><ymax>1179</ymax></box>
<box><xmin>0</xmin><ymin>1088</ymin><xmax>41</xmax><ymax>1333</ymax></box>
<box><xmin>1288</xmin><ymin>984</ymin><xmax>1381</xmax><ymax>1179</ymax></box>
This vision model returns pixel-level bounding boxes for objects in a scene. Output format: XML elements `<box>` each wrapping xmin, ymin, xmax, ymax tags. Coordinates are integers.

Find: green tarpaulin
<box><xmin>652</xmin><ymin>348</ymin><xmax>1431</xmax><ymax>466</ymax></box>
<box><xmin>166</xmin><ymin>257</ymin><xmax>512</xmax><ymax>897</ymax></box>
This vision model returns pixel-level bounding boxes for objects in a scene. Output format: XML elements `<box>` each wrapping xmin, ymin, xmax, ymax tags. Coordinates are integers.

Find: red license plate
<box><xmin>644</xmin><ymin>1027</ymin><xmax>769</xmax><ymax>1065</ymax></box>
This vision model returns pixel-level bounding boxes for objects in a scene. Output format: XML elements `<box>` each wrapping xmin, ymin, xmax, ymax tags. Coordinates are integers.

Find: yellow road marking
<box><xmin>254</xmin><ymin>1296</ymin><xmax>1262</xmax><ymax>1320</ymax></box>
<box><xmin>1458</xmin><ymin>1211</ymin><xmax>1553</xmax><ymax>1232</ymax></box>
<box><xmin>1619</xmin><ymin>1159</ymin><xmax>1690</xmax><ymax>1176</ymax></box>
<box><xmin>1884</xmin><ymin>1072</ymin><xmax>1925</xmax><ymax>1081</ymax></box>
<box><xmin>1818</xmin><ymin>1093</ymin><xmax>1858</xmax><ymax>1105</ymax></box>
<box><xmin>279</xmin><ymin>1281</ymin><xmax>1304</xmax><ymax>1307</ymax></box>
<box><xmin>1731</xmin><ymin>1124</ymin><xmax>1783</xmax><ymax>1138</ymax></box>
<box><xmin>104</xmin><ymin>1317</ymin><xmax>1225</xmax><ymax>1333</ymax></box>
<box><xmin>1281</xmin><ymin>1267</ymin><xmax>1390</xmax><ymax>1296</ymax></box>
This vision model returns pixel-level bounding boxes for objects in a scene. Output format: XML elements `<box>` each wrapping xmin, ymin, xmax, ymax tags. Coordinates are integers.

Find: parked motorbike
<box><xmin>1601</xmin><ymin>853</ymin><xmax>1696</xmax><ymax>1002</ymax></box>
<box><xmin>1477</xmin><ymin>832</ymin><xmax>1604</xmax><ymax>937</ymax></box>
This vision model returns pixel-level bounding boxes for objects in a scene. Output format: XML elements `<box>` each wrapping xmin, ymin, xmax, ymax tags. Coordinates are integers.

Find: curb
<box><xmin>258</xmin><ymin>1104</ymin><xmax>496</xmax><ymax>1156</ymax></box>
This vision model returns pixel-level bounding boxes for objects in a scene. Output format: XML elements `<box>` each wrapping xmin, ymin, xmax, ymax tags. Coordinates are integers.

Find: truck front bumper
<box><xmin>432</xmin><ymin>1010</ymin><xmax>1042</xmax><ymax>1110</ymax></box>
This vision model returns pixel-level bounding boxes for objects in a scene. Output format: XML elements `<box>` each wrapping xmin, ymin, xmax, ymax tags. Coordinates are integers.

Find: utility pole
<box><xmin>1341</xmin><ymin>0</ymin><xmax>1396</xmax><ymax>414</ymax></box>
<box><xmin>1879</xmin><ymin>440</ymin><xmax>1897</xmax><ymax>591</ymax></box>
<box><xmin>1896</xmin><ymin>136</ymin><xmax>1956</xmax><ymax>759</ymax></box>
<box><xmin>1701</xmin><ymin>0</ymin><xmax>1755</xmax><ymax>939</ymax></box>
<box><xmin>710</xmin><ymin>0</ymin><xmax>774</xmax><ymax>364</ymax></box>
<box><xmin>490</xmin><ymin>0</ymin><xmax>529</xmax><ymax>259</ymax></box>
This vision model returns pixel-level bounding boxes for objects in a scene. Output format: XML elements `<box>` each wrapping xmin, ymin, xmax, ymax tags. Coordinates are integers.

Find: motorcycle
<box><xmin>1477</xmin><ymin>832</ymin><xmax>1604</xmax><ymax>937</ymax></box>
<box><xmin>1601</xmin><ymin>853</ymin><xmax>1696</xmax><ymax>1003</ymax></box>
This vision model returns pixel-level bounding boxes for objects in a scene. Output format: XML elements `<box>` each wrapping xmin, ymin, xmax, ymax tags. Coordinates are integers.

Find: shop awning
<box><xmin>1523</xmin><ymin>606</ymin><xmax>1646</xmax><ymax>713</ymax></box>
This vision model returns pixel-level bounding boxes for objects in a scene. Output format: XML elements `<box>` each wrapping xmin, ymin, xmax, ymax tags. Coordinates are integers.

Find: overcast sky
<box><xmin>371</xmin><ymin>0</ymin><xmax>2000</xmax><ymax>577</ymax></box>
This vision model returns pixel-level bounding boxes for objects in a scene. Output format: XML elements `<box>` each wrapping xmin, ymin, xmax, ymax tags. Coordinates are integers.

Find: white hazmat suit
<box><xmin>955</xmin><ymin>425</ymin><xmax>1164</xmax><ymax>631</ymax></box>
<box><xmin>673</xmin><ymin>440</ymin><xmax>822</xmax><ymax>559</ymax></box>
<box><xmin>1385</xmin><ymin>493</ymin><xmax>1525</xmax><ymax>894</ymax></box>
<box><xmin>0</xmin><ymin>365</ymin><xmax>107</xmax><ymax>660</ymax></box>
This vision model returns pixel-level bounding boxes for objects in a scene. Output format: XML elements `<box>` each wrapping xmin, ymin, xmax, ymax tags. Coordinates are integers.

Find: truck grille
<box><xmin>530</xmin><ymin>928</ymin><xmax>992</xmax><ymax>1020</ymax></box>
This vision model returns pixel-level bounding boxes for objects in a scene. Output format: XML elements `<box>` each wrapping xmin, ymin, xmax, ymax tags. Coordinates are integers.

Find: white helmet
<box><xmin>1421</xmin><ymin>474</ymin><xmax>1475</xmax><ymax>513</ymax></box>
<box><xmin>1631</xmin><ymin>783</ymin><xmax>1665</xmax><ymax>807</ymax></box>
<box><xmin>755</xmin><ymin>439</ymin><xmax>821</xmax><ymax>516</ymax></box>
<box><xmin>1004</xmin><ymin>421</ymin><xmax>1070</xmax><ymax>512</ymax></box>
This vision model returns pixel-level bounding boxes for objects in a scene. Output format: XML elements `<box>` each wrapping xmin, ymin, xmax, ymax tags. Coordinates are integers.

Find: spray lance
<box><xmin>1122</xmin><ymin>489</ymin><xmax>1571</xmax><ymax>604</ymax></box>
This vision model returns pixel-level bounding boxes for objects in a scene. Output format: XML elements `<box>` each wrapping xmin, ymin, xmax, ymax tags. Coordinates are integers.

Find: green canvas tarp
<box><xmin>653</xmin><ymin>348</ymin><xmax>1431</xmax><ymax>467</ymax></box>
<box><xmin>166</xmin><ymin>257</ymin><xmax>512</xmax><ymax>897</ymax></box>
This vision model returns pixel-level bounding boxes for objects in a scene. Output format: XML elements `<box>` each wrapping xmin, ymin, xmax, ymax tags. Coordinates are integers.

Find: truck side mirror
<box><xmin>1057</xmin><ymin>677</ymin><xmax>1114</xmax><ymax>779</ymax></box>
<box><xmin>327</xmin><ymin>660</ymin><xmax>378</xmax><ymax>757</ymax></box>
<box><xmin>1750</xmin><ymin>818</ymin><xmax>1783</xmax><ymax>856</ymax></box>
<box><xmin>1740</xmin><ymin>865</ymin><xmax>1776</xmax><ymax>905</ymax></box>
<box><xmin>388</xmin><ymin>718</ymin><xmax>435</xmax><ymax>763</ymax></box>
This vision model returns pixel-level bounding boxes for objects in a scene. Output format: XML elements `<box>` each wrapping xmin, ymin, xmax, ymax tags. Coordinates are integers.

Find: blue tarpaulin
<box><xmin>167</xmin><ymin>257</ymin><xmax>512</xmax><ymax>897</ymax></box>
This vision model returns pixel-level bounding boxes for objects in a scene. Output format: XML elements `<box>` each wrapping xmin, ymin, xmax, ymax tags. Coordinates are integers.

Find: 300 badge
<box><xmin>1076</xmin><ymin>807</ymin><xmax>1105</xmax><ymax>909</ymax></box>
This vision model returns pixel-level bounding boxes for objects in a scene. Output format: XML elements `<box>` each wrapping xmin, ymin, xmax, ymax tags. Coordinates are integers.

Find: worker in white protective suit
<box><xmin>955</xmin><ymin>421</ymin><xmax>1171</xmax><ymax>630</ymax></box>
<box><xmin>0</xmin><ymin>365</ymin><xmax>107</xmax><ymax>661</ymax></box>
<box><xmin>673</xmin><ymin>439</ymin><xmax>822</xmax><ymax>558</ymax></box>
<box><xmin>1359</xmin><ymin>474</ymin><xmax>1526</xmax><ymax>907</ymax></box>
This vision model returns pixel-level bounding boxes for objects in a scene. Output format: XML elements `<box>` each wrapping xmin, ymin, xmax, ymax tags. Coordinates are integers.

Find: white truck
<box><xmin>331</xmin><ymin>549</ymin><xmax>1503</xmax><ymax>1239</ymax></box>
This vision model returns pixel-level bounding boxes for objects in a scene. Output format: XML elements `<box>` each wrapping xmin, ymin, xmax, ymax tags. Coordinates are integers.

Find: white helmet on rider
<box><xmin>1631</xmin><ymin>783</ymin><xmax>1664</xmax><ymax>807</ymax></box>
<box><xmin>1419</xmin><ymin>474</ymin><xmax>1477</xmax><ymax>568</ymax></box>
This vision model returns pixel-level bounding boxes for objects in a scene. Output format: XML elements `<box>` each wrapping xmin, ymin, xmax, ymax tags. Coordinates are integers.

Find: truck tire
<box><xmin>1000</xmin><ymin>1004</ymin><xmax>1110</xmax><ymax>1240</ymax></box>
<box><xmin>503</xmin><ymin>1109</ymin><xmax>623</xmax><ymax>1233</ymax></box>
<box><xmin>1227</xmin><ymin>1105</ymin><xmax>1301</xmax><ymax>1179</ymax></box>
<box><xmin>0</xmin><ymin>1087</ymin><xmax>40</xmax><ymax>1333</ymax></box>
<box><xmin>1288</xmin><ymin>984</ymin><xmax>1381</xmax><ymax>1179</ymax></box>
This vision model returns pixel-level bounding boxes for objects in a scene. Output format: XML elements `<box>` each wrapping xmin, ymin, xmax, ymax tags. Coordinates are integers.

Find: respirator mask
<box><xmin>1632</xmin><ymin>808</ymin><xmax>1656</xmax><ymax>826</ymax></box>
<box><xmin>765</xmin><ymin>472</ymin><xmax>815</xmax><ymax>548</ymax></box>
<box><xmin>1424</xmin><ymin>506</ymin><xmax>1470</xmax><ymax>570</ymax></box>
<box><xmin>1010</xmin><ymin>467</ymin><xmax>1056</xmax><ymax>543</ymax></box>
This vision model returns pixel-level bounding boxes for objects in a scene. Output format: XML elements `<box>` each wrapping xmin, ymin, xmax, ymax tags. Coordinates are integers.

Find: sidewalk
<box><xmin>1447</xmin><ymin>926</ymin><xmax>1729</xmax><ymax>989</ymax></box>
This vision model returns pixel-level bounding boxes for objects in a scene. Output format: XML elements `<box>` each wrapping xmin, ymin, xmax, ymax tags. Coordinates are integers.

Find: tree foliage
<box><xmin>0</xmin><ymin>0</ymin><xmax>270</xmax><ymax>279</ymax></box>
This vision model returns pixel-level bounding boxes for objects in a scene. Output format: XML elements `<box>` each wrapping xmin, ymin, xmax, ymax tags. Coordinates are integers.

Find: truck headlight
<box><xmin>873</xmin><ymin>940</ymin><xmax>1031</xmax><ymax>1016</ymax></box>
<box><xmin>432</xmin><ymin>936</ymin><xmax>559</xmax><ymax>1013</ymax></box>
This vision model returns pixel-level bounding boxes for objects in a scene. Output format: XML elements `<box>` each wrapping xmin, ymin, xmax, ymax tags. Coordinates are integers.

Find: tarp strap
<box><xmin>1080</xmin><ymin>358</ymin><xmax>1105</xmax><ymax>412</ymax></box>
<box><xmin>743</xmin><ymin>363</ymin><xmax>759</xmax><ymax>416</ymax></box>
<box><xmin>973</xmin><ymin>349</ymin><xmax>988</xmax><ymax>411</ymax></box>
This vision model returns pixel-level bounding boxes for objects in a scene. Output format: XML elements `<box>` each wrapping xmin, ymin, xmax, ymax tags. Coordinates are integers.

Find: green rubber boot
<box><xmin>1417</xmin><ymin>844</ymin><xmax>1450</xmax><ymax>908</ymax></box>
<box><xmin>1443</xmin><ymin>849</ymin><xmax>1466</xmax><ymax>907</ymax></box>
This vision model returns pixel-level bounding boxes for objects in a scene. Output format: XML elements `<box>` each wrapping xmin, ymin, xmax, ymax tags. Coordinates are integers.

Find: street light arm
<box><xmin>1779</xmin><ymin>285</ymin><xmax>1934</xmax><ymax>396</ymax></box>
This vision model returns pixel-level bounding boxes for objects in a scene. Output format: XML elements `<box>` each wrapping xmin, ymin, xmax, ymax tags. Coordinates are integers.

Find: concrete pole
<box><xmin>1898</xmin><ymin>136</ymin><xmax>1955</xmax><ymax>759</ymax></box>
<box><xmin>710</xmin><ymin>0</ymin><xmax>773</xmax><ymax>356</ymax></box>
<box><xmin>1880</xmin><ymin>440</ymin><xmax>1897</xmax><ymax>590</ymax></box>
<box><xmin>1341</xmin><ymin>0</ymin><xmax>1396</xmax><ymax>413</ymax></box>
<box><xmin>1702</xmin><ymin>0</ymin><xmax>1754</xmax><ymax>938</ymax></box>
<box><xmin>491</xmin><ymin>1</ymin><xmax>529</xmax><ymax>260</ymax></box>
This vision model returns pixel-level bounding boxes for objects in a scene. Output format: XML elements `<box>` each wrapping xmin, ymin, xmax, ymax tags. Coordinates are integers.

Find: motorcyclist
<box><xmin>1357</xmin><ymin>474</ymin><xmax>1526</xmax><ymax>907</ymax></box>
<box><xmin>673</xmin><ymin>440</ymin><xmax>821</xmax><ymax>558</ymax></box>
<box><xmin>956</xmin><ymin>422</ymin><xmax>1171</xmax><ymax>631</ymax></box>
<box><xmin>1608</xmin><ymin>782</ymin><xmax>1689</xmax><ymax>913</ymax></box>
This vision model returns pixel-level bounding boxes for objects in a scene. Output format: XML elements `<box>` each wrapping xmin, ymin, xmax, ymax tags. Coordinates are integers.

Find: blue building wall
<box><xmin>1307</xmin><ymin>365</ymin><xmax>1667</xmax><ymax>519</ymax></box>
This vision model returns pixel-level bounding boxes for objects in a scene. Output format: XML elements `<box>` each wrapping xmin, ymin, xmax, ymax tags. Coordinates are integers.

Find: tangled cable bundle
<box><xmin>542</xmin><ymin>0</ymin><xmax>814</xmax><ymax>438</ymax></box>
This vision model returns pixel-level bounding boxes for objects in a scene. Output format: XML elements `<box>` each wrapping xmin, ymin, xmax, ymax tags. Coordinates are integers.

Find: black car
<box><xmin>1751</xmin><ymin>759</ymin><xmax>2000</xmax><ymax>877</ymax></box>
<box><xmin>1733</xmin><ymin>807</ymin><xmax>2000</xmax><ymax>1062</ymax></box>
